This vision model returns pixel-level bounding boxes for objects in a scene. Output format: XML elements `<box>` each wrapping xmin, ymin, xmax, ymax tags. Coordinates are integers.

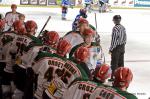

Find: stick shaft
<box><xmin>38</xmin><ymin>16</ymin><xmax>51</xmax><ymax>37</ymax></box>
<box><xmin>94</xmin><ymin>13</ymin><xmax>98</xmax><ymax>32</ymax></box>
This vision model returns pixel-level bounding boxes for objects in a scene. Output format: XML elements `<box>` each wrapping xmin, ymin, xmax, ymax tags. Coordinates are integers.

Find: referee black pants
<box><xmin>111</xmin><ymin>44</ymin><xmax>125</xmax><ymax>78</ymax></box>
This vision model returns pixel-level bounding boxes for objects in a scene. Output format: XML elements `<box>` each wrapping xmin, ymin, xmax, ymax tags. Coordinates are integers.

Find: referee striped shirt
<box><xmin>110</xmin><ymin>24</ymin><xmax>126</xmax><ymax>52</ymax></box>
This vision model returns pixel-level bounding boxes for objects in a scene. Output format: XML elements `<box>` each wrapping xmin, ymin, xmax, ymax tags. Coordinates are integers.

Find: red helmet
<box><xmin>45</xmin><ymin>31</ymin><xmax>59</xmax><ymax>45</ymax></box>
<box><xmin>13</xmin><ymin>20</ymin><xmax>24</xmax><ymax>32</ymax></box>
<box><xmin>74</xmin><ymin>46</ymin><xmax>89</xmax><ymax>62</ymax></box>
<box><xmin>11</xmin><ymin>4</ymin><xmax>17</xmax><ymax>9</ymax></box>
<box><xmin>25</xmin><ymin>20</ymin><xmax>37</xmax><ymax>34</ymax></box>
<box><xmin>113</xmin><ymin>67</ymin><xmax>133</xmax><ymax>88</ymax></box>
<box><xmin>78</xmin><ymin>18</ymin><xmax>88</xmax><ymax>25</ymax></box>
<box><xmin>0</xmin><ymin>19</ymin><xmax>5</xmax><ymax>30</ymax></box>
<box><xmin>82</xmin><ymin>28</ymin><xmax>95</xmax><ymax>37</ymax></box>
<box><xmin>57</xmin><ymin>39</ymin><xmax>71</xmax><ymax>56</ymax></box>
<box><xmin>95</xmin><ymin>64</ymin><xmax>111</xmax><ymax>83</ymax></box>
<box><xmin>17</xmin><ymin>27</ymin><xmax>27</xmax><ymax>35</ymax></box>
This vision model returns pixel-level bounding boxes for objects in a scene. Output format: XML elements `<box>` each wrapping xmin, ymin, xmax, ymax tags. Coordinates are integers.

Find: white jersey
<box><xmin>0</xmin><ymin>32</ymin><xmax>17</xmax><ymax>73</ymax></box>
<box><xmin>88</xmin><ymin>45</ymin><xmax>104</xmax><ymax>69</ymax></box>
<box><xmin>63</xmin><ymin>31</ymin><xmax>84</xmax><ymax>49</ymax></box>
<box><xmin>89</xmin><ymin>86</ymin><xmax>128</xmax><ymax>99</ymax></box>
<box><xmin>17</xmin><ymin>44</ymin><xmax>57</xmax><ymax>69</ymax></box>
<box><xmin>17</xmin><ymin>45</ymin><xmax>42</xmax><ymax>69</ymax></box>
<box><xmin>62</xmin><ymin>80</ymin><xmax>98</xmax><ymax>99</ymax></box>
<box><xmin>43</xmin><ymin>59</ymin><xmax>89</xmax><ymax>99</ymax></box>
<box><xmin>4</xmin><ymin>34</ymin><xmax>40</xmax><ymax>73</ymax></box>
<box><xmin>4</xmin><ymin>12</ymin><xmax>20</xmax><ymax>31</ymax></box>
<box><xmin>32</xmin><ymin>52</ymin><xmax>89</xmax><ymax>99</ymax></box>
<box><xmin>32</xmin><ymin>53</ymin><xmax>67</xmax><ymax>99</ymax></box>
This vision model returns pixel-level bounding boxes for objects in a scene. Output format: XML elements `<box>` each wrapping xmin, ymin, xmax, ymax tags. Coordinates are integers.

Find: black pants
<box><xmin>42</xmin><ymin>91</ymin><xmax>51</xmax><ymax>99</ymax></box>
<box><xmin>13</xmin><ymin>64</ymin><xmax>26</xmax><ymax>92</ymax></box>
<box><xmin>111</xmin><ymin>44</ymin><xmax>125</xmax><ymax>78</ymax></box>
<box><xmin>0</xmin><ymin>62</ymin><xmax>6</xmax><ymax>99</ymax></box>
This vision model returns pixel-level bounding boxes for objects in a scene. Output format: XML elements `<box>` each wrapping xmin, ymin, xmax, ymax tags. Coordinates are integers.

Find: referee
<box><xmin>109</xmin><ymin>15</ymin><xmax>127</xmax><ymax>81</ymax></box>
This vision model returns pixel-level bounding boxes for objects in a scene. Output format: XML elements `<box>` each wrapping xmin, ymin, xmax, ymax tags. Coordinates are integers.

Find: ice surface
<box><xmin>1</xmin><ymin>7</ymin><xmax>150</xmax><ymax>99</ymax></box>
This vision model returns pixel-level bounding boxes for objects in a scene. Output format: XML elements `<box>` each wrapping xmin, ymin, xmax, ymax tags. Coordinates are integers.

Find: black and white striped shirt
<box><xmin>110</xmin><ymin>24</ymin><xmax>126</xmax><ymax>51</ymax></box>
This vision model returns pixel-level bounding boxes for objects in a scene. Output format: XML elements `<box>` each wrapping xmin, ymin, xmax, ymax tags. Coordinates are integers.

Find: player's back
<box><xmin>62</xmin><ymin>80</ymin><xmax>101</xmax><ymax>99</ymax></box>
<box><xmin>0</xmin><ymin>31</ymin><xmax>17</xmax><ymax>62</ymax></box>
<box><xmin>63</xmin><ymin>31</ymin><xmax>84</xmax><ymax>48</ymax></box>
<box><xmin>11</xmin><ymin>34</ymin><xmax>41</xmax><ymax>56</ymax></box>
<box><xmin>42</xmin><ymin>56</ymin><xmax>89</xmax><ymax>99</ymax></box>
<box><xmin>32</xmin><ymin>52</ymin><xmax>68</xmax><ymax>98</ymax></box>
<box><xmin>90</xmin><ymin>85</ymin><xmax>138</xmax><ymax>99</ymax></box>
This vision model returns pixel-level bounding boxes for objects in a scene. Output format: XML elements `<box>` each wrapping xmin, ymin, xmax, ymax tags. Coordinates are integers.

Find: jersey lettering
<box><xmin>16</xmin><ymin>37</ymin><xmax>28</xmax><ymax>56</ymax></box>
<box><xmin>98</xmin><ymin>89</ymin><xmax>115</xmax><ymax>99</ymax></box>
<box><xmin>78</xmin><ymin>83</ymin><xmax>95</xmax><ymax>93</ymax></box>
<box><xmin>93</xmin><ymin>87</ymin><xmax>125</xmax><ymax>99</ymax></box>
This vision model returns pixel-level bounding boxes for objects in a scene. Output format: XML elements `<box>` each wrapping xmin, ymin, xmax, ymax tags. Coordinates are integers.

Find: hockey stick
<box><xmin>94</xmin><ymin>13</ymin><xmax>106</xmax><ymax>63</ymax></box>
<box><xmin>94</xmin><ymin>13</ymin><xmax>98</xmax><ymax>31</ymax></box>
<box><xmin>38</xmin><ymin>16</ymin><xmax>51</xmax><ymax>37</ymax></box>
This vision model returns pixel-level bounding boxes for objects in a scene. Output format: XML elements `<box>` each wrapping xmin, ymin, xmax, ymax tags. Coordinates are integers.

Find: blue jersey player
<box><xmin>61</xmin><ymin>0</ymin><xmax>70</xmax><ymax>20</ymax></box>
<box><xmin>72</xmin><ymin>8</ymin><xmax>87</xmax><ymax>31</ymax></box>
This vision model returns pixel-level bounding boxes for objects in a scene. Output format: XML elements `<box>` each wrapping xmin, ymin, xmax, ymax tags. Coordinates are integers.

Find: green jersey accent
<box><xmin>90</xmin><ymin>85</ymin><xmax>138</xmax><ymax>99</ymax></box>
<box><xmin>113</xmin><ymin>87</ymin><xmax>138</xmax><ymax>99</ymax></box>
<box><xmin>68</xmin><ymin>57</ymin><xmax>89</xmax><ymax>80</ymax></box>
<box><xmin>89</xmin><ymin>24</ymin><xmax>96</xmax><ymax>31</ymax></box>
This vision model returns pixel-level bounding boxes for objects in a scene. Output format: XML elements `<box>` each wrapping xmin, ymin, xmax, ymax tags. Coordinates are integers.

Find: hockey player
<box><xmin>69</xmin><ymin>28</ymin><xmax>103</xmax><ymax>69</ymax></box>
<box><xmin>90</xmin><ymin>67</ymin><xmax>138</xmax><ymax>99</ymax></box>
<box><xmin>0</xmin><ymin>19</ymin><xmax>6</xmax><ymax>98</ymax></box>
<box><xmin>40</xmin><ymin>31</ymin><xmax>60</xmax><ymax>50</ymax></box>
<box><xmin>12</xmin><ymin>30</ymin><xmax>59</xmax><ymax>99</ymax></box>
<box><xmin>1</xmin><ymin>23</ymin><xmax>25</xmax><ymax>99</ymax></box>
<box><xmin>99</xmin><ymin>0</ymin><xmax>110</xmax><ymax>13</ymax></box>
<box><xmin>0</xmin><ymin>19</ymin><xmax>15</xmax><ymax>81</ymax></box>
<box><xmin>72</xmin><ymin>8</ymin><xmax>87</xmax><ymax>31</ymax></box>
<box><xmin>32</xmin><ymin>39</ymin><xmax>72</xmax><ymax>99</ymax></box>
<box><xmin>62</xmin><ymin>64</ymin><xmax>111</xmax><ymax>99</ymax></box>
<box><xmin>11</xmin><ymin>20</ymin><xmax>25</xmax><ymax>33</ymax></box>
<box><xmin>61</xmin><ymin>0</ymin><xmax>70</xmax><ymax>20</ymax></box>
<box><xmin>84</xmin><ymin>0</ymin><xmax>93</xmax><ymax>13</ymax></box>
<box><xmin>42</xmin><ymin>46</ymin><xmax>90</xmax><ymax>99</ymax></box>
<box><xmin>10</xmin><ymin>20</ymin><xmax>42</xmax><ymax>99</ymax></box>
<box><xmin>63</xmin><ymin>18</ymin><xmax>89</xmax><ymax>48</ymax></box>
<box><xmin>0</xmin><ymin>20</ymin><xmax>5</xmax><ymax>69</ymax></box>
<box><xmin>4</xmin><ymin>4</ymin><xmax>20</xmax><ymax>31</ymax></box>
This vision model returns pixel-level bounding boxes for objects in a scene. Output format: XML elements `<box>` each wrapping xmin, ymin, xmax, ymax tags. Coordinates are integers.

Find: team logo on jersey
<box><xmin>1</xmin><ymin>34</ymin><xmax>13</xmax><ymax>46</ymax></box>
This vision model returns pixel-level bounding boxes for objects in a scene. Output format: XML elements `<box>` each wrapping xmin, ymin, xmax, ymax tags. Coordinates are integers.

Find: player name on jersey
<box><xmin>48</xmin><ymin>58</ymin><xmax>80</xmax><ymax>76</ymax></box>
<box><xmin>16</xmin><ymin>36</ymin><xmax>27</xmax><ymax>44</ymax></box>
<box><xmin>78</xmin><ymin>82</ymin><xmax>95</xmax><ymax>93</ymax></box>
<box><xmin>90</xmin><ymin>86</ymin><xmax>126</xmax><ymax>99</ymax></box>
